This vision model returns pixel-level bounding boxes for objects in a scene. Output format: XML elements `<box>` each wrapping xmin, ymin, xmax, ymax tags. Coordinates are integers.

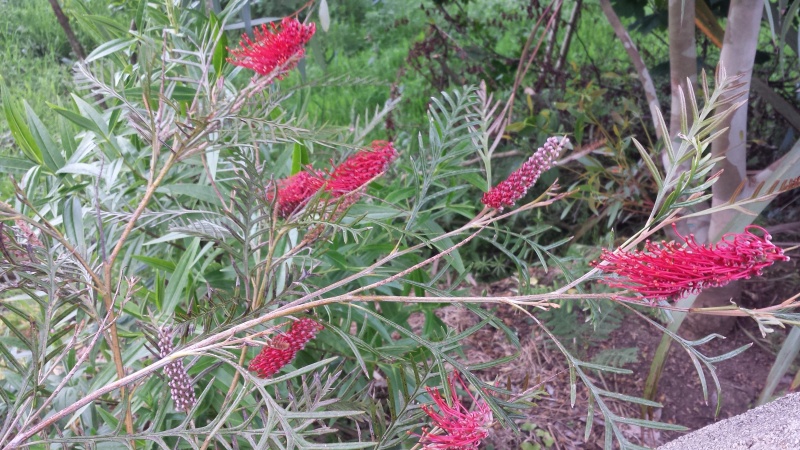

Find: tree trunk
<box><xmin>554</xmin><ymin>0</ymin><xmax>582</xmax><ymax>73</ymax></box>
<box><xmin>47</xmin><ymin>0</ymin><xmax>86</xmax><ymax>61</ymax></box>
<box><xmin>599</xmin><ymin>0</ymin><xmax>663</xmax><ymax>140</ymax></box>
<box><xmin>682</xmin><ymin>0</ymin><xmax>764</xmax><ymax>337</ymax></box>
<box><xmin>668</xmin><ymin>0</ymin><xmax>697</xmax><ymax>137</ymax></box>
<box><xmin>666</xmin><ymin>0</ymin><xmax>704</xmax><ymax>239</ymax></box>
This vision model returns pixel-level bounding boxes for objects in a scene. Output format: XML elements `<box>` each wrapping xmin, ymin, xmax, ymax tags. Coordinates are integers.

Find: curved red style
<box><xmin>594</xmin><ymin>224</ymin><xmax>789</xmax><ymax>301</ymax></box>
<box><xmin>417</xmin><ymin>372</ymin><xmax>494</xmax><ymax>450</ymax></box>
<box><xmin>228</xmin><ymin>18</ymin><xmax>315</xmax><ymax>79</ymax></box>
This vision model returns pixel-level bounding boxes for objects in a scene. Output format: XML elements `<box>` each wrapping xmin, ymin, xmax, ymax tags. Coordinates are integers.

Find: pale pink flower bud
<box><xmin>482</xmin><ymin>136</ymin><xmax>567</xmax><ymax>210</ymax></box>
<box><xmin>158</xmin><ymin>328</ymin><xmax>197</xmax><ymax>413</ymax></box>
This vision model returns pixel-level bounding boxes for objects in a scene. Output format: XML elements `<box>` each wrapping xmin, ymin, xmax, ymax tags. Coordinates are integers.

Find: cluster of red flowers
<box><xmin>227</xmin><ymin>18</ymin><xmax>315</xmax><ymax>79</ymax></box>
<box><xmin>417</xmin><ymin>373</ymin><xmax>494</xmax><ymax>449</ymax></box>
<box><xmin>249</xmin><ymin>318</ymin><xmax>324</xmax><ymax>378</ymax></box>
<box><xmin>594</xmin><ymin>224</ymin><xmax>789</xmax><ymax>301</ymax></box>
<box><xmin>272</xmin><ymin>170</ymin><xmax>325</xmax><ymax>218</ymax></box>
<box><xmin>481</xmin><ymin>136</ymin><xmax>567</xmax><ymax>210</ymax></box>
<box><xmin>270</xmin><ymin>141</ymin><xmax>398</xmax><ymax>218</ymax></box>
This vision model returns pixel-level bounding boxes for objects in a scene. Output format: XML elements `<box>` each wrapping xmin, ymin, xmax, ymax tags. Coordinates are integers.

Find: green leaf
<box><xmin>58</xmin><ymin>115</ymin><xmax>77</xmax><ymax>158</ymax></box>
<box><xmin>759</xmin><ymin>326</ymin><xmax>800</xmax><ymax>405</ymax></box>
<box><xmin>86</xmin><ymin>38</ymin><xmax>135</xmax><ymax>62</ymax></box>
<box><xmin>1</xmin><ymin>84</ymin><xmax>42</xmax><ymax>165</ymax></box>
<box><xmin>576</xmin><ymin>360</ymin><xmax>633</xmax><ymax>375</ymax></box>
<box><xmin>71</xmin><ymin>94</ymin><xmax>108</xmax><ymax>136</ymax></box>
<box><xmin>50</xmin><ymin>104</ymin><xmax>97</xmax><ymax>131</ymax></box>
<box><xmin>63</xmin><ymin>197</ymin><xmax>86</xmax><ymax>254</ymax></box>
<box><xmin>264</xmin><ymin>357</ymin><xmax>340</xmax><ymax>384</ymax></box>
<box><xmin>57</xmin><ymin>163</ymin><xmax>101</xmax><ymax>177</ymax></box>
<box><xmin>0</xmin><ymin>156</ymin><xmax>35</xmax><ymax>173</ymax></box>
<box><xmin>24</xmin><ymin>103</ymin><xmax>65</xmax><ymax>172</ymax></box>
<box><xmin>157</xmin><ymin>184</ymin><xmax>222</xmax><ymax>205</ymax></box>
<box><xmin>123</xmin><ymin>85</ymin><xmax>198</xmax><ymax>102</ymax></box>
<box><xmin>615</xmin><ymin>416</ymin><xmax>688</xmax><ymax>431</ymax></box>
<box><xmin>598</xmin><ymin>389</ymin><xmax>662</xmax><ymax>407</ymax></box>
<box><xmin>291</xmin><ymin>142</ymin><xmax>309</xmax><ymax>174</ymax></box>
<box><xmin>632</xmin><ymin>137</ymin><xmax>663</xmax><ymax>190</ymax></box>
<box><xmin>95</xmin><ymin>406</ymin><xmax>120</xmax><ymax>429</ymax></box>
<box><xmin>347</xmin><ymin>204</ymin><xmax>405</xmax><ymax>220</ymax></box>
<box><xmin>319</xmin><ymin>0</ymin><xmax>330</xmax><ymax>32</ymax></box>
<box><xmin>424</xmin><ymin>219</ymin><xmax>465</xmax><ymax>273</ymax></box>
<box><xmin>212</xmin><ymin>20</ymin><xmax>228</xmax><ymax>77</ymax></box>
<box><xmin>154</xmin><ymin>271</ymin><xmax>164</xmax><ymax>311</ymax></box>
<box><xmin>0</xmin><ymin>341</ymin><xmax>25</xmax><ymax>373</ymax></box>
<box><xmin>131</xmin><ymin>255</ymin><xmax>177</xmax><ymax>272</ymax></box>
<box><xmin>160</xmin><ymin>238</ymin><xmax>200</xmax><ymax>318</ymax></box>
<box><xmin>134</xmin><ymin>0</ymin><xmax>146</xmax><ymax>31</ymax></box>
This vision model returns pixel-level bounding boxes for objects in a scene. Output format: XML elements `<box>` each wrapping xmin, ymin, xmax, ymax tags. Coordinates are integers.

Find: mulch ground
<box><xmin>429</xmin><ymin>257</ymin><xmax>799</xmax><ymax>449</ymax></box>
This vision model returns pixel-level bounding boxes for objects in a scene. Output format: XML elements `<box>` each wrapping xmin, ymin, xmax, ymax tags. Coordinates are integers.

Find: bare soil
<box><xmin>434</xmin><ymin>255</ymin><xmax>799</xmax><ymax>449</ymax></box>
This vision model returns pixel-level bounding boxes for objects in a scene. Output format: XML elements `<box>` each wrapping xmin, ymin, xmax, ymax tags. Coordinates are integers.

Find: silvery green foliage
<box><xmin>2</xmin><ymin>3</ymin><xmax>796</xmax><ymax>450</ymax></box>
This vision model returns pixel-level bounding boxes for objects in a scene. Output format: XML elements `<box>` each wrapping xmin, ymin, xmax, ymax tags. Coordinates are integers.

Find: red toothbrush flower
<box><xmin>228</xmin><ymin>18</ymin><xmax>315</xmax><ymax>79</ymax></box>
<box><xmin>269</xmin><ymin>170</ymin><xmax>325</xmax><ymax>218</ymax></box>
<box><xmin>482</xmin><ymin>136</ymin><xmax>567</xmax><ymax>210</ymax></box>
<box><xmin>248</xmin><ymin>318</ymin><xmax>324</xmax><ymax>378</ymax></box>
<box><xmin>268</xmin><ymin>141</ymin><xmax>397</xmax><ymax>218</ymax></box>
<box><xmin>594</xmin><ymin>224</ymin><xmax>789</xmax><ymax>301</ymax></box>
<box><xmin>326</xmin><ymin>140</ymin><xmax>398</xmax><ymax>196</ymax></box>
<box><xmin>416</xmin><ymin>373</ymin><xmax>494</xmax><ymax>450</ymax></box>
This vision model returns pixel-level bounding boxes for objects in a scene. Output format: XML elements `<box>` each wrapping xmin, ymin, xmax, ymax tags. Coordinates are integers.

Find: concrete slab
<box><xmin>658</xmin><ymin>392</ymin><xmax>800</xmax><ymax>450</ymax></box>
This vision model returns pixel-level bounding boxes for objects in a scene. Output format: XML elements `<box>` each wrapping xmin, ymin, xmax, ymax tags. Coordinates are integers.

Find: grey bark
<box><xmin>683</xmin><ymin>0</ymin><xmax>764</xmax><ymax>336</ymax></box>
<box><xmin>554</xmin><ymin>0</ymin><xmax>582</xmax><ymax>73</ymax></box>
<box><xmin>599</xmin><ymin>0</ymin><xmax>663</xmax><ymax>140</ymax></box>
<box><xmin>47</xmin><ymin>0</ymin><xmax>87</xmax><ymax>61</ymax></box>
<box><xmin>668</xmin><ymin>0</ymin><xmax>697</xmax><ymax>137</ymax></box>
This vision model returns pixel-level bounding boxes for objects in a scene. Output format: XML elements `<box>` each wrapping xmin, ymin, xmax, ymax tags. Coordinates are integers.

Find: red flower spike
<box><xmin>227</xmin><ymin>18</ymin><xmax>315</xmax><ymax>79</ymax></box>
<box><xmin>269</xmin><ymin>170</ymin><xmax>325</xmax><ymax>218</ymax></box>
<box><xmin>248</xmin><ymin>318</ymin><xmax>324</xmax><ymax>378</ymax></box>
<box><xmin>416</xmin><ymin>372</ymin><xmax>494</xmax><ymax>450</ymax></box>
<box><xmin>325</xmin><ymin>140</ymin><xmax>398</xmax><ymax>196</ymax></box>
<box><xmin>482</xmin><ymin>136</ymin><xmax>567</xmax><ymax>210</ymax></box>
<box><xmin>268</xmin><ymin>141</ymin><xmax>397</xmax><ymax>219</ymax></box>
<box><xmin>594</xmin><ymin>224</ymin><xmax>790</xmax><ymax>301</ymax></box>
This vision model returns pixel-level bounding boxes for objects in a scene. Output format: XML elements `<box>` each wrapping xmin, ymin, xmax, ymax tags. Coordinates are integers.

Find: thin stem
<box><xmin>100</xmin><ymin>152</ymin><xmax>177</xmax><ymax>436</ymax></box>
<box><xmin>199</xmin><ymin>349</ymin><xmax>248</xmax><ymax>450</ymax></box>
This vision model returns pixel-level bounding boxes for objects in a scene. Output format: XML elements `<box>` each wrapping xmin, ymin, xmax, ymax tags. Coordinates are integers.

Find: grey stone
<box><xmin>658</xmin><ymin>392</ymin><xmax>800</xmax><ymax>450</ymax></box>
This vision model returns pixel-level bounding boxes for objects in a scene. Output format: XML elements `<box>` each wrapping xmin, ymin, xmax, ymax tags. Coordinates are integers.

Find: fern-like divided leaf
<box><xmin>635</xmin><ymin>67</ymin><xmax>747</xmax><ymax>226</ymax></box>
<box><xmin>529</xmin><ymin>311</ymin><xmax>688</xmax><ymax>450</ymax></box>
<box><xmin>0</xmin><ymin>223</ymin><xmax>101</xmax><ymax>447</ymax></box>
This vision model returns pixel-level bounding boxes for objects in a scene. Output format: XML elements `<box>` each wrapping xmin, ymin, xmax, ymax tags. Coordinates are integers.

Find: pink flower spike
<box><xmin>269</xmin><ymin>170</ymin><xmax>325</xmax><ymax>218</ymax></box>
<box><xmin>594</xmin><ymin>224</ymin><xmax>790</xmax><ymax>301</ymax></box>
<box><xmin>248</xmin><ymin>318</ymin><xmax>324</xmax><ymax>378</ymax></box>
<box><xmin>227</xmin><ymin>18</ymin><xmax>315</xmax><ymax>79</ymax></box>
<box><xmin>416</xmin><ymin>372</ymin><xmax>493</xmax><ymax>450</ymax></box>
<box><xmin>482</xmin><ymin>136</ymin><xmax>567</xmax><ymax>210</ymax></box>
<box><xmin>325</xmin><ymin>140</ymin><xmax>398</xmax><ymax>196</ymax></box>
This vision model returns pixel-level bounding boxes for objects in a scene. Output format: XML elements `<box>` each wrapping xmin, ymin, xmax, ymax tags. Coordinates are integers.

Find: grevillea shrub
<box><xmin>0</xmin><ymin>5</ymin><xmax>798</xmax><ymax>450</ymax></box>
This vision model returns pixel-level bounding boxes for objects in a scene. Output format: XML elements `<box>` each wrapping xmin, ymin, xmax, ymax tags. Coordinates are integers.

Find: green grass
<box><xmin>0</xmin><ymin>0</ymin><xmax>74</xmax><ymax>132</ymax></box>
<box><xmin>280</xmin><ymin>0</ymin><xmax>431</xmax><ymax>135</ymax></box>
<box><xmin>0</xmin><ymin>0</ymin><xmax>117</xmax><ymax>139</ymax></box>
